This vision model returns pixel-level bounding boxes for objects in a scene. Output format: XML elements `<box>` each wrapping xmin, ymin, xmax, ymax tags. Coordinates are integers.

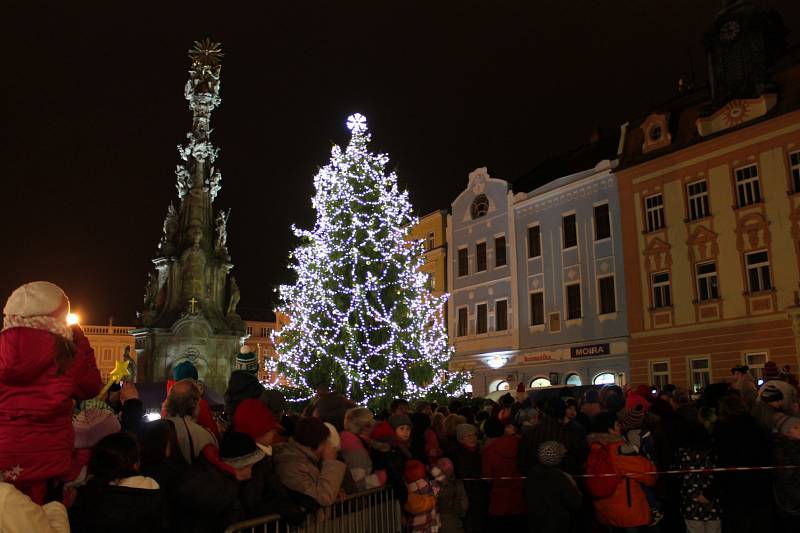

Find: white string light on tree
<box><xmin>269</xmin><ymin>114</ymin><xmax>466</xmax><ymax>406</ymax></box>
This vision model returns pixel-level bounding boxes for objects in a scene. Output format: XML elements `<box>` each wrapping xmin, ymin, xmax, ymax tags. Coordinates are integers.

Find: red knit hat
<box><xmin>234</xmin><ymin>398</ymin><xmax>278</xmax><ymax>440</ymax></box>
<box><xmin>403</xmin><ymin>459</ymin><xmax>426</xmax><ymax>484</ymax></box>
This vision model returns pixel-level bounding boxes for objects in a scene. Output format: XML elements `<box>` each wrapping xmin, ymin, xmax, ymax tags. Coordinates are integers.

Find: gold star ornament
<box><xmin>188</xmin><ymin>38</ymin><xmax>224</xmax><ymax>69</ymax></box>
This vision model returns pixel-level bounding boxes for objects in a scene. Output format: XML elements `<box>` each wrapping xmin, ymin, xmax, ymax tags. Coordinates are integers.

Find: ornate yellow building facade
<box><xmin>407</xmin><ymin>210</ymin><xmax>448</xmax><ymax>298</ymax></box>
<box><xmin>618</xmin><ymin>4</ymin><xmax>800</xmax><ymax>390</ymax></box>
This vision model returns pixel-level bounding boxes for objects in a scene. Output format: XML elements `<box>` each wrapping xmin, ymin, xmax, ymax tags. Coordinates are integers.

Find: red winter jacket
<box><xmin>0</xmin><ymin>327</ymin><xmax>102</xmax><ymax>488</ymax></box>
<box><xmin>481</xmin><ymin>434</ymin><xmax>526</xmax><ymax>516</ymax></box>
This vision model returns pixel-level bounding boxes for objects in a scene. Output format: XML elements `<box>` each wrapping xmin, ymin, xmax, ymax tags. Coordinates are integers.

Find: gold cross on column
<box><xmin>189</xmin><ymin>297</ymin><xmax>198</xmax><ymax>313</ymax></box>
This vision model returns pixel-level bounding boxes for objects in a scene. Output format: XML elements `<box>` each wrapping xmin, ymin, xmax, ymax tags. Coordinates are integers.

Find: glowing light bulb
<box><xmin>66</xmin><ymin>313</ymin><xmax>79</xmax><ymax>326</ymax></box>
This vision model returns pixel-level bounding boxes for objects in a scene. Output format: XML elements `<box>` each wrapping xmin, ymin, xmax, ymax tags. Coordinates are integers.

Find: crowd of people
<box><xmin>2</xmin><ymin>282</ymin><xmax>800</xmax><ymax>533</ymax></box>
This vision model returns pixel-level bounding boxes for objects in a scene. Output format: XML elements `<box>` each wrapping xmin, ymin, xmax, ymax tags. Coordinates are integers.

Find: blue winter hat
<box><xmin>173</xmin><ymin>361</ymin><xmax>198</xmax><ymax>381</ymax></box>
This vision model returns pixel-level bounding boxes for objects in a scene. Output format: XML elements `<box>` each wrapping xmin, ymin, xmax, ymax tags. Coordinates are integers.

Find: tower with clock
<box><xmin>703</xmin><ymin>0</ymin><xmax>787</xmax><ymax>114</ymax></box>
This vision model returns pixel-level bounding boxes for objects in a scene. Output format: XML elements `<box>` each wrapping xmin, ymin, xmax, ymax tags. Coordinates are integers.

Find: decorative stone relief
<box><xmin>643</xmin><ymin>237</ymin><xmax>672</xmax><ymax>272</ymax></box>
<box><xmin>686</xmin><ymin>226</ymin><xmax>719</xmax><ymax>263</ymax></box>
<box><xmin>735</xmin><ymin>213</ymin><xmax>771</xmax><ymax>252</ymax></box>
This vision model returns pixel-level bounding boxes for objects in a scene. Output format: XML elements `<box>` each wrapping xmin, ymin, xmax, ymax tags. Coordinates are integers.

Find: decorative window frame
<box><xmin>561</xmin><ymin>210</ymin><xmax>578</xmax><ymax>251</ymax></box>
<box><xmin>493</xmin><ymin>233</ymin><xmax>507</xmax><ymax>269</ymax></box>
<box><xmin>640</xmin><ymin>112</ymin><xmax>672</xmax><ymax>154</ymax></box>
<box><xmin>456</xmin><ymin>246</ymin><xmax>469</xmax><ymax>278</ymax></box>
<box><xmin>644</xmin><ymin>193</ymin><xmax>665</xmax><ymax>233</ymax></box>
<box><xmin>494</xmin><ymin>298</ymin><xmax>509</xmax><ymax>332</ymax></box>
<box><xmin>593</xmin><ymin>200</ymin><xmax>612</xmax><ymax>242</ymax></box>
<box><xmin>474</xmin><ymin>301</ymin><xmax>489</xmax><ymax>336</ymax></box>
<box><xmin>649</xmin><ymin>359</ymin><xmax>671</xmax><ymax>389</ymax></box>
<box><xmin>686</xmin><ymin>179</ymin><xmax>711</xmax><ymax>222</ymax></box>
<box><xmin>456</xmin><ymin>306</ymin><xmax>469</xmax><ymax>337</ymax></box>
<box><xmin>527</xmin><ymin>223</ymin><xmax>542</xmax><ymax>259</ymax></box>
<box><xmin>529</xmin><ymin>290</ymin><xmax>545</xmax><ymax>331</ymax></box>
<box><xmin>596</xmin><ymin>273</ymin><xmax>617</xmax><ymax>318</ymax></box>
<box><xmin>687</xmin><ymin>356</ymin><xmax>712</xmax><ymax>393</ymax></box>
<box><xmin>475</xmin><ymin>240</ymin><xmax>488</xmax><ymax>273</ymax></box>
<box><xmin>732</xmin><ymin>163</ymin><xmax>763</xmax><ymax>209</ymax></box>
<box><xmin>564</xmin><ymin>281</ymin><xmax>582</xmax><ymax>323</ymax></box>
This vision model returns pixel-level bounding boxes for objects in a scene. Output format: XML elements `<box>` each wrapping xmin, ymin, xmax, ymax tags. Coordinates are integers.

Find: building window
<box><xmin>457</xmin><ymin>307</ymin><xmax>468</xmax><ymax>337</ymax></box>
<box><xmin>651</xmin><ymin>271</ymin><xmax>672</xmax><ymax>308</ymax></box>
<box><xmin>790</xmin><ymin>151</ymin><xmax>800</xmax><ymax>194</ymax></box>
<box><xmin>530</xmin><ymin>377</ymin><xmax>551</xmax><ymax>388</ymax></box>
<box><xmin>645</xmin><ymin>194</ymin><xmax>665</xmax><ymax>232</ymax></box>
<box><xmin>476</xmin><ymin>303</ymin><xmax>488</xmax><ymax>334</ymax></box>
<box><xmin>246</xmin><ymin>326</ymin><xmax>253</xmax><ymax>335</ymax></box>
<box><xmin>745</xmin><ymin>251</ymin><xmax>771</xmax><ymax>293</ymax></box>
<box><xmin>495</xmin><ymin>236</ymin><xmax>506</xmax><ymax>267</ymax></box>
<box><xmin>650</xmin><ymin>361</ymin><xmax>670</xmax><ymax>391</ymax></box>
<box><xmin>598</xmin><ymin>276</ymin><xmax>616</xmax><ymax>314</ymax></box>
<box><xmin>696</xmin><ymin>261</ymin><xmax>719</xmax><ymax>301</ymax></box>
<box><xmin>593</xmin><ymin>372</ymin><xmax>616</xmax><ymax>385</ymax></box>
<box><xmin>594</xmin><ymin>204</ymin><xmax>611</xmax><ymax>240</ymax></box>
<box><xmin>689</xmin><ymin>357</ymin><xmax>711</xmax><ymax>393</ymax></box>
<box><xmin>426</xmin><ymin>232</ymin><xmax>435</xmax><ymax>251</ymax></box>
<box><xmin>492</xmin><ymin>380</ymin><xmax>510</xmax><ymax>392</ymax></box>
<box><xmin>495</xmin><ymin>300</ymin><xmax>508</xmax><ymax>331</ymax></box>
<box><xmin>563</xmin><ymin>214</ymin><xmax>577</xmax><ymax>249</ymax></box>
<box><xmin>457</xmin><ymin>248</ymin><xmax>468</xmax><ymax>277</ymax></box>
<box><xmin>687</xmin><ymin>180</ymin><xmax>710</xmax><ymax>221</ymax></box>
<box><xmin>745</xmin><ymin>352</ymin><xmax>767</xmax><ymax>383</ymax></box>
<box><xmin>566</xmin><ymin>283</ymin><xmax>581</xmax><ymax>320</ymax></box>
<box><xmin>527</xmin><ymin>226</ymin><xmax>541</xmax><ymax>258</ymax></box>
<box><xmin>735</xmin><ymin>164</ymin><xmax>761</xmax><ymax>207</ymax></box>
<box><xmin>475</xmin><ymin>242</ymin><xmax>487</xmax><ymax>272</ymax></box>
<box><xmin>549</xmin><ymin>312</ymin><xmax>561</xmax><ymax>332</ymax></box>
<box><xmin>530</xmin><ymin>292</ymin><xmax>544</xmax><ymax>326</ymax></box>
<box><xmin>260</xmin><ymin>327</ymin><xmax>271</xmax><ymax>337</ymax></box>
<box><xmin>471</xmin><ymin>194</ymin><xmax>489</xmax><ymax>219</ymax></box>
<box><xmin>565</xmin><ymin>373</ymin><xmax>582</xmax><ymax>386</ymax></box>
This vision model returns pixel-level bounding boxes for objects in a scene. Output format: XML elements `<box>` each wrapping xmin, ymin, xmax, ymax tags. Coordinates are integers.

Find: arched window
<box><xmin>471</xmin><ymin>194</ymin><xmax>489</xmax><ymax>219</ymax></box>
<box><xmin>529</xmin><ymin>377</ymin><xmax>551</xmax><ymax>388</ymax></box>
<box><xmin>593</xmin><ymin>372</ymin><xmax>616</xmax><ymax>385</ymax></box>
<box><xmin>488</xmin><ymin>379</ymin><xmax>510</xmax><ymax>392</ymax></box>
<box><xmin>565</xmin><ymin>373</ymin><xmax>582</xmax><ymax>386</ymax></box>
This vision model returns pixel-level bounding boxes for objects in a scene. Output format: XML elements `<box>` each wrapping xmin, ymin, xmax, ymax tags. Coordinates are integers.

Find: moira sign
<box><xmin>570</xmin><ymin>343</ymin><xmax>610</xmax><ymax>358</ymax></box>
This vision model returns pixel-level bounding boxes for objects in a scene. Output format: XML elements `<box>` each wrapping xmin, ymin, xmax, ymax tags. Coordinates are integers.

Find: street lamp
<box><xmin>66</xmin><ymin>313</ymin><xmax>79</xmax><ymax>326</ymax></box>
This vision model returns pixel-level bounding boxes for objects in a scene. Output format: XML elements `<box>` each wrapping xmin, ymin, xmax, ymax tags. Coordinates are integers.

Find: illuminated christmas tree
<box><xmin>271</xmin><ymin>114</ymin><xmax>464</xmax><ymax>406</ymax></box>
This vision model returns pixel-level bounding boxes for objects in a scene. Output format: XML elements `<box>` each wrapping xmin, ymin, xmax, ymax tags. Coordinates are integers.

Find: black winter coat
<box><xmin>449</xmin><ymin>444</ymin><xmax>488</xmax><ymax>533</ymax></box>
<box><xmin>69</xmin><ymin>483</ymin><xmax>169</xmax><ymax>533</ymax></box>
<box><xmin>524</xmin><ymin>464</ymin><xmax>582</xmax><ymax>533</ymax></box>
<box><xmin>239</xmin><ymin>455</ymin><xmax>306</xmax><ymax>525</ymax></box>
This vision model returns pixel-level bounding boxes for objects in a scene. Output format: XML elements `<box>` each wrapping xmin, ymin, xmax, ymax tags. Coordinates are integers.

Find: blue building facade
<box><xmin>447</xmin><ymin>168</ymin><xmax>518</xmax><ymax>394</ymax></box>
<box><xmin>447</xmin><ymin>142</ymin><xmax>631</xmax><ymax>396</ymax></box>
<box><xmin>511</xmin><ymin>158</ymin><xmax>630</xmax><ymax>391</ymax></box>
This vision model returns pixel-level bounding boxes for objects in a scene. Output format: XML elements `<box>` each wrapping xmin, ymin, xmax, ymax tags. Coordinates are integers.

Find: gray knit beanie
<box><xmin>537</xmin><ymin>440</ymin><xmax>566</xmax><ymax>467</ymax></box>
<box><xmin>455</xmin><ymin>423</ymin><xmax>479</xmax><ymax>443</ymax></box>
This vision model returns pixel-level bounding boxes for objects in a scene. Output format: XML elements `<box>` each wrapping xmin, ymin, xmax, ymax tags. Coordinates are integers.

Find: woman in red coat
<box><xmin>0</xmin><ymin>281</ymin><xmax>102</xmax><ymax>504</ymax></box>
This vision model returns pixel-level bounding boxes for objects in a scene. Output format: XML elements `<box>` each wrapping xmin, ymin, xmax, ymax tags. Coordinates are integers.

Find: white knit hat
<box><xmin>3</xmin><ymin>281</ymin><xmax>69</xmax><ymax>318</ymax></box>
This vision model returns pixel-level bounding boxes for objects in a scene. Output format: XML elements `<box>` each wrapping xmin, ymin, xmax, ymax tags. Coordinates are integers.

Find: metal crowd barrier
<box><xmin>224</xmin><ymin>486</ymin><xmax>401</xmax><ymax>533</ymax></box>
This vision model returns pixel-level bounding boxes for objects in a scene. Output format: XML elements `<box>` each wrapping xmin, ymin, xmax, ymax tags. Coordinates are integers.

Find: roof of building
<box><xmin>619</xmin><ymin>46</ymin><xmax>800</xmax><ymax>169</ymax></box>
<box><xmin>512</xmin><ymin>133</ymin><xmax>620</xmax><ymax>194</ymax></box>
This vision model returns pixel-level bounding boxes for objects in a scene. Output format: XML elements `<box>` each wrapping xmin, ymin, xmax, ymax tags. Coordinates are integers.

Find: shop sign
<box><xmin>523</xmin><ymin>353</ymin><xmax>552</xmax><ymax>362</ymax></box>
<box><xmin>570</xmin><ymin>343</ymin><xmax>609</xmax><ymax>358</ymax></box>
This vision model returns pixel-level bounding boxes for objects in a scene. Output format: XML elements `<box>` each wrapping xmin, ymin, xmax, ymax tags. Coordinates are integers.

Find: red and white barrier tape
<box><xmin>460</xmin><ymin>464</ymin><xmax>800</xmax><ymax>481</ymax></box>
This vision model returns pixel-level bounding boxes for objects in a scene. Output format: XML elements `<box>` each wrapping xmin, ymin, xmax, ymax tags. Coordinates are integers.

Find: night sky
<box><xmin>3</xmin><ymin>1</ymin><xmax>800</xmax><ymax>325</ymax></box>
